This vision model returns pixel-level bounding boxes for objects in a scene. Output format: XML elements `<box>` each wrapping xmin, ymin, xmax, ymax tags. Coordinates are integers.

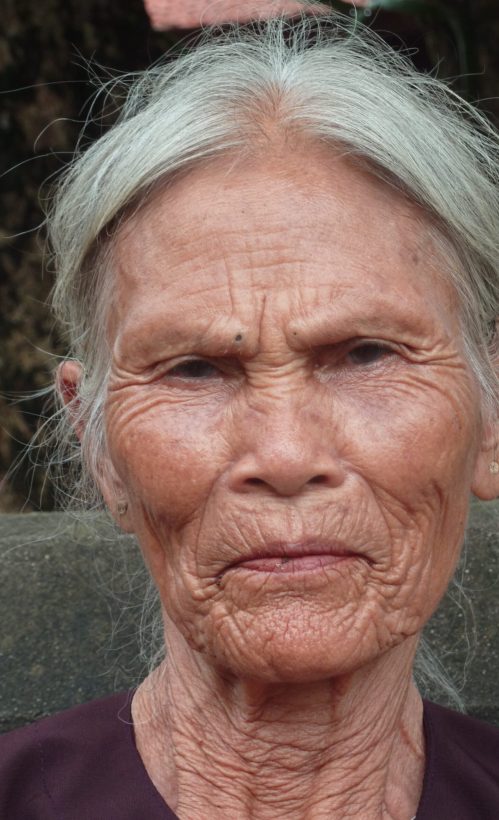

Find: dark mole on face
<box><xmin>234</xmin><ymin>333</ymin><xmax>243</xmax><ymax>342</ymax></box>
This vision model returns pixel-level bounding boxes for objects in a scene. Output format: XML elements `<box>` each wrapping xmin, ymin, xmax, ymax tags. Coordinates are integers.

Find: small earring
<box><xmin>490</xmin><ymin>444</ymin><xmax>499</xmax><ymax>474</ymax></box>
<box><xmin>117</xmin><ymin>499</ymin><xmax>128</xmax><ymax>515</ymax></box>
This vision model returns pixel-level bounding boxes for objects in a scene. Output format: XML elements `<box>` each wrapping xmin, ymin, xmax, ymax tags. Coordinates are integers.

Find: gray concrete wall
<box><xmin>1</xmin><ymin>504</ymin><xmax>498</xmax><ymax>734</ymax></box>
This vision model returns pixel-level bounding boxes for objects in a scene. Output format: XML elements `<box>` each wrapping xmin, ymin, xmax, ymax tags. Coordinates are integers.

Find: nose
<box><xmin>227</xmin><ymin>409</ymin><xmax>346</xmax><ymax>497</ymax></box>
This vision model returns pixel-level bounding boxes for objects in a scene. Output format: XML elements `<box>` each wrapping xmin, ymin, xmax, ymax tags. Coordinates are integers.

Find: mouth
<box><xmin>225</xmin><ymin>540</ymin><xmax>367</xmax><ymax>575</ymax></box>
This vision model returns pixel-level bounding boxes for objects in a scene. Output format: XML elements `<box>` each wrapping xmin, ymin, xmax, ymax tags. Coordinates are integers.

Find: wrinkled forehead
<box><xmin>109</xmin><ymin>149</ymin><xmax>459</xmax><ymax>343</ymax></box>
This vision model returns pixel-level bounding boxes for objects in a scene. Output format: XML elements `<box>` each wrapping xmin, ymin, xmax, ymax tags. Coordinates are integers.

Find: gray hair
<box><xmin>46</xmin><ymin>11</ymin><xmax>499</xmax><ymax>706</ymax></box>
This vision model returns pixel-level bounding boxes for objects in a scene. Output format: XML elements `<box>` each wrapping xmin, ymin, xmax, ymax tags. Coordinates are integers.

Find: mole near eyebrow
<box><xmin>119</xmin><ymin>315</ymin><xmax>257</xmax><ymax>363</ymax></box>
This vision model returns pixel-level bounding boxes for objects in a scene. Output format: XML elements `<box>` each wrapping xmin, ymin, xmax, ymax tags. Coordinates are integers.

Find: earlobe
<box><xmin>93</xmin><ymin>458</ymin><xmax>135</xmax><ymax>534</ymax></box>
<box><xmin>471</xmin><ymin>436</ymin><xmax>499</xmax><ymax>500</ymax></box>
<box><xmin>113</xmin><ymin>496</ymin><xmax>134</xmax><ymax>533</ymax></box>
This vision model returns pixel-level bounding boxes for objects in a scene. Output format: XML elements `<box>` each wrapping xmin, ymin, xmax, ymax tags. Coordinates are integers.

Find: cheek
<box><xmin>105</xmin><ymin>395</ymin><xmax>230</xmax><ymax>616</ymax></box>
<box><xmin>107</xmin><ymin>397</ymin><xmax>224</xmax><ymax>525</ymax></box>
<box><xmin>349</xmin><ymin>369</ymin><xmax>479</xmax><ymax>500</ymax></box>
<box><xmin>336</xmin><ymin>373</ymin><xmax>480</xmax><ymax>602</ymax></box>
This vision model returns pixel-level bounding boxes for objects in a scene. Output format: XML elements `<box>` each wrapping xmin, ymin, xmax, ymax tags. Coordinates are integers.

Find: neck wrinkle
<box><xmin>132</xmin><ymin>633</ymin><xmax>425</xmax><ymax>820</ymax></box>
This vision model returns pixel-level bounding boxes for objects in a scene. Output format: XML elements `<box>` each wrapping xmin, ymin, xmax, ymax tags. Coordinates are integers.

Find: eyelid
<box><xmin>154</xmin><ymin>340</ymin><xmax>403</xmax><ymax>379</ymax></box>
<box><xmin>346</xmin><ymin>338</ymin><xmax>397</xmax><ymax>351</ymax></box>
<box><xmin>348</xmin><ymin>338</ymin><xmax>410</xmax><ymax>359</ymax></box>
<box><xmin>163</xmin><ymin>355</ymin><xmax>239</xmax><ymax>378</ymax></box>
<box><xmin>166</xmin><ymin>356</ymin><xmax>219</xmax><ymax>370</ymax></box>
<box><xmin>313</xmin><ymin>339</ymin><xmax>403</xmax><ymax>373</ymax></box>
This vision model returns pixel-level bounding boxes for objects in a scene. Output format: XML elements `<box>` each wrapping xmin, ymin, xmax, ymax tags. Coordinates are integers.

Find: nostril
<box><xmin>243</xmin><ymin>473</ymin><xmax>330</xmax><ymax>491</ymax></box>
<box><xmin>232</xmin><ymin>460</ymin><xmax>345</xmax><ymax>496</ymax></box>
<box><xmin>246</xmin><ymin>477</ymin><xmax>266</xmax><ymax>486</ymax></box>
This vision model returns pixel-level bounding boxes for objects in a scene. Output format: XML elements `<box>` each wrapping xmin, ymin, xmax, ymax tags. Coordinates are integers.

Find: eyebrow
<box><xmin>119</xmin><ymin>313</ymin><xmax>255</xmax><ymax>363</ymax></box>
<box><xmin>120</xmin><ymin>296</ymin><xmax>433</xmax><ymax>366</ymax></box>
<box><xmin>289</xmin><ymin>303</ymin><xmax>429</xmax><ymax>347</ymax></box>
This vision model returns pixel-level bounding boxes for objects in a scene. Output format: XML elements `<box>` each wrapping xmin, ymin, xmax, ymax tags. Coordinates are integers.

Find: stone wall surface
<box><xmin>0</xmin><ymin>504</ymin><xmax>498</xmax><ymax>734</ymax></box>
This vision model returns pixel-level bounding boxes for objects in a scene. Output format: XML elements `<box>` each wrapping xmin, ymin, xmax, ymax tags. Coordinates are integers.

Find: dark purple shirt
<box><xmin>0</xmin><ymin>691</ymin><xmax>498</xmax><ymax>818</ymax></box>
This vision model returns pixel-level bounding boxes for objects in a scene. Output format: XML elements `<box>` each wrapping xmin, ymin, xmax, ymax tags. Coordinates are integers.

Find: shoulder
<box><xmin>424</xmin><ymin>700</ymin><xmax>499</xmax><ymax>767</ymax></box>
<box><xmin>419</xmin><ymin>700</ymin><xmax>499</xmax><ymax>819</ymax></box>
<box><xmin>0</xmin><ymin>690</ymin><xmax>174</xmax><ymax>820</ymax></box>
<box><xmin>0</xmin><ymin>689</ymin><xmax>134</xmax><ymax>764</ymax></box>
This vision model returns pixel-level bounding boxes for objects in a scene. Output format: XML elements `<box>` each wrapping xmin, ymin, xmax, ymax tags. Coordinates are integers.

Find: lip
<box><xmin>225</xmin><ymin>539</ymin><xmax>367</xmax><ymax>574</ymax></box>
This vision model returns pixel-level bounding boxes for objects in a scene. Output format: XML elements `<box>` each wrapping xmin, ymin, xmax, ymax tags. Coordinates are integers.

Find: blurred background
<box><xmin>2</xmin><ymin>0</ymin><xmax>499</xmax><ymax>512</ymax></box>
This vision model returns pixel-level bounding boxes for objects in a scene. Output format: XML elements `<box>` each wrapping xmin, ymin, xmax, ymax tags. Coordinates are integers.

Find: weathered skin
<box><xmin>60</xmin><ymin>145</ymin><xmax>498</xmax><ymax>819</ymax></box>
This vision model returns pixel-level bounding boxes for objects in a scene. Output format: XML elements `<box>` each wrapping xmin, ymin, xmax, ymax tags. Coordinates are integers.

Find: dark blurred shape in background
<box><xmin>1</xmin><ymin>0</ymin><xmax>498</xmax><ymax>511</ymax></box>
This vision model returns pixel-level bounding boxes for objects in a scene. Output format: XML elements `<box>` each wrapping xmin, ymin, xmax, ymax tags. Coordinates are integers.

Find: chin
<box><xmin>204</xmin><ymin>624</ymin><xmax>386</xmax><ymax>684</ymax></box>
<box><xmin>213</xmin><ymin>649</ymin><xmax>375</xmax><ymax>685</ymax></box>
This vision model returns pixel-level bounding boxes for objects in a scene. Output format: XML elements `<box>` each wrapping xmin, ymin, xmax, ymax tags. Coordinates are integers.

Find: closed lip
<box><xmin>225</xmin><ymin>539</ymin><xmax>369</xmax><ymax>571</ymax></box>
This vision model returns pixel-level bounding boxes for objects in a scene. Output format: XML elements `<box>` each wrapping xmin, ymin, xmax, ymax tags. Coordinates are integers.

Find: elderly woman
<box><xmin>1</xmin><ymin>12</ymin><xmax>499</xmax><ymax>820</ymax></box>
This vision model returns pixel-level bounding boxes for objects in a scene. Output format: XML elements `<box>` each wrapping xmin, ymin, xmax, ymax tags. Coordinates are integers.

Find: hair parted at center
<box><xmin>45</xmin><ymin>8</ymin><xmax>499</xmax><ymax>707</ymax></box>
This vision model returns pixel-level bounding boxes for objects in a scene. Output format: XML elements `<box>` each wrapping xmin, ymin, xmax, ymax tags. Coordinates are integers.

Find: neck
<box><xmin>133</xmin><ymin>630</ymin><xmax>425</xmax><ymax>820</ymax></box>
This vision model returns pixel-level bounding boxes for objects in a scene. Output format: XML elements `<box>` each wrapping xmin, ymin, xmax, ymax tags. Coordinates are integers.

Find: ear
<box><xmin>57</xmin><ymin>360</ymin><xmax>84</xmax><ymax>439</ymax></box>
<box><xmin>471</xmin><ymin>422</ymin><xmax>499</xmax><ymax>501</ymax></box>
<box><xmin>56</xmin><ymin>360</ymin><xmax>135</xmax><ymax>532</ymax></box>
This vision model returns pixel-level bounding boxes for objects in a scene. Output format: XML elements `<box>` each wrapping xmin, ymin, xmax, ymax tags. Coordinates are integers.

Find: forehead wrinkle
<box><xmin>114</xmin><ymin>274</ymin><xmax>449</xmax><ymax>370</ymax></box>
<box><xmin>116</xmin><ymin>210</ymin><xmax>439</xmax><ymax>311</ymax></box>
<box><xmin>110</xmin><ymin>149</ymin><xmax>460</xmax><ymax>360</ymax></box>
<box><xmin>115</xmin><ymin>220</ymin><xmax>317</xmax><ymax>311</ymax></box>
<box><xmin>112</xmin><ymin>245</ymin><xmax>458</xmax><ymax>366</ymax></box>
<box><xmin>289</xmin><ymin>268</ymin><xmax>460</xmax><ymax>343</ymax></box>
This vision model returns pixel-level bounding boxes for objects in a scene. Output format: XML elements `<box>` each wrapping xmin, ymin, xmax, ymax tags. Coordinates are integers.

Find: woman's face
<box><xmin>101</xmin><ymin>148</ymin><xmax>492</xmax><ymax>682</ymax></box>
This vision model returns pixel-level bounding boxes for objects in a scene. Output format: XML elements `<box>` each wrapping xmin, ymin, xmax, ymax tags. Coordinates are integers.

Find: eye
<box><xmin>166</xmin><ymin>359</ymin><xmax>222</xmax><ymax>379</ymax></box>
<box><xmin>347</xmin><ymin>342</ymin><xmax>394</xmax><ymax>366</ymax></box>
